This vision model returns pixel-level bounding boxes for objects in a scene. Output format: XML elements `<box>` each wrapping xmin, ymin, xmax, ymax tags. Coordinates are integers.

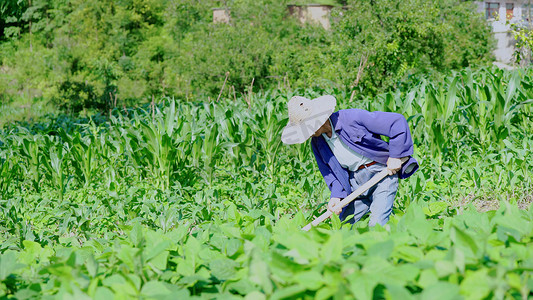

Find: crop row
<box><xmin>0</xmin><ymin>67</ymin><xmax>532</xmax><ymax>298</ymax></box>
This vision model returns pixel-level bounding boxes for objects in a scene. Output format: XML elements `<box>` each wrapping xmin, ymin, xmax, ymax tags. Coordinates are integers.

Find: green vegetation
<box><xmin>1</xmin><ymin>0</ymin><xmax>531</xmax><ymax>298</ymax></box>
<box><xmin>1</xmin><ymin>0</ymin><xmax>493</xmax><ymax>114</ymax></box>
<box><xmin>508</xmin><ymin>21</ymin><xmax>533</xmax><ymax>65</ymax></box>
<box><xmin>1</xmin><ymin>68</ymin><xmax>532</xmax><ymax>298</ymax></box>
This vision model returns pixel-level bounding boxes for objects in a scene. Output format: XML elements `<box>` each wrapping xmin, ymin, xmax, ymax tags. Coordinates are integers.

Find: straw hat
<box><xmin>281</xmin><ymin>95</ymin><xmax>337</xmax><ymax>144</ymax></box>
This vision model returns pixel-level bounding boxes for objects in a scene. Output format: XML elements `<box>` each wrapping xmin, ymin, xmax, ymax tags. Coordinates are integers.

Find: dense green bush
<box><xmin>0</xmin><ymin>0</ymin><xmax>494</xmax><ymax>112</ymax></box>
<box><xmin>326</xmin><ymin>0</ymin><xmax>496</xmax><ymax>94</ymax></box>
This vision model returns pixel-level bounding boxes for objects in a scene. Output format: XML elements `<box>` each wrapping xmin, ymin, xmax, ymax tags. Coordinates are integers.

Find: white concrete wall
<box><xmin>287</xmin><ymin>5</ymin><xmax>333</xmax><ymax>30</ymax></box>
<box><xmin>213</xmin><ymin>9</ymin><xmax>230</xmax><ymax>24</ymax></box>
<box><xmin>475</xmin><ymin>1</ymin><xmax>532</xmax><ymax>64</ymax></box>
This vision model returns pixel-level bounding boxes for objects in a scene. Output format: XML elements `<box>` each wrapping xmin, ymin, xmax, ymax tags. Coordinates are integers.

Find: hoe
<box><xmin>302</xmin><ymin>157</ymin><xmax>409</xmax><ymax>231</ymax></box>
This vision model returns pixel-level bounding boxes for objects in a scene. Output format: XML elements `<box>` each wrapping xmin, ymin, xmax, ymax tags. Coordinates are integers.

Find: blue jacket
<box><xmin>311</xmin><ymin>109</ymin><xmax>419</xmax><ymax>199</ymax></box>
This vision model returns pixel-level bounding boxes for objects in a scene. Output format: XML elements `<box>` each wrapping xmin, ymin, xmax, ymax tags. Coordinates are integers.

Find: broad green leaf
<box><xmin>85</xmin><ymin>254</ymin><xmax>99</xmax><ymax>278</ymax></box>
<box><xmin>142</xmin><ymin>280</ymin><xmax>189</xmax><ymax>299</ymax></box>
<box><xmin>398</xmin><ymin>205</ymin><xmax>433</xmax><ymax>244</ymax></box>
<box><xmin>270</xmin><ymin>284</ymin><xmax>306</xmax><ymax>300</ymax></box>
<box><xmin>244</xmin><ymin>291</ymin><xmax>266</xmax><ymax>300</ymax></box>
<box><xmin>227</xmin><ymin>278</ymin><xmax>259</xmax><ymax>295</ymax></box>
<box><xmin>175</xmin><ymin>257</ymin><xmax>195</xmax><ymax>277</ymax></box>
<box><xmin>385</xmin><ymin>264</ymin><xmax>420</xmax><ymax>285</ymax></box>
<box><xmin>315</xmin><ymin>285</ymin><xmax>337</xmax><ymax>300</ymax></box>
<box><xmin>320</xmin><ymin>231</ymin><xmax>342</xmax><ymax>262</ymax></box>
<box><xmin>165</xmin><ymin>223</ymin><xmax>190</xmax><ymax>243</ymax></box>
<box><xmin>249</xmin><ymin>253</ymin><xmax>273</xmax><ymax>295</ymax></box>
<box><xmin>226</xmin><ymin>239</ymin><xmax>242</xmax><ymax>257</ymax></box>
<box><xmin>129</xmin><ymin>222</ymin><xmax>144</xmax><ymax>247</ymax></box>
<box><xmin>459</xmin><ymin>269</ymin><xmax>491</xmax><ymax>300</ymax></box>
<box><xmin>184</xmin><ymin>236</ymin><xmax>201</xmax><ymax>259</ymax></box>
<box><xmin>347</xmin><ymin>272</ymin><xmax>378</xmax><ymax>300</ymax></box>
<box><xmin>450</xmin><ymin>225</ymin><xmax>480</xmax><ymax>260</ymax></box>
<box><xmin>367</xmin><ymin>239</ymin><xmax>394</xmax><ymax>259</ymax></box>
<box><xmin>293</xmin><ymin>270</ymin><xmax>324</xmax><ymax>291</ymax></box>
<box><xmin>420</xmin><ymin>282</ymin><xmax>461</xmax><ymax>300</ymax></box>
<box><xmin>209</xmin><ymin>259</ymin><xmax>238</xmax><ymax>281</ymax></box>
<box><xmin>274</xmin><ymin>231</ymin><xmax>319</xmax><ymax>260</ymax></box>
<box><xmin>0</xmin><ymin>251</ymin><xmax>25</xmax><ymax>281</ymax></box>
<box><xmin>145</xmin><ymin>240</ymin><xmax>171</xmax><ymax>262</ymax></box>
<box><xmin>505</xmin><ymin>272</ymin><xmax>522</xmax><ymax>290</ymax></box>
<box><xmin>393</xmin><ymin>245</ymin><xmax>424</xmax><ymax>262</ymax></box>
<box><xmin>331</xmin><ymin>212</ymin><xmax>342</xmax><ymax>230</ymax></box>
<box><xmin>116</xmin><ymin>244</ymin><xmax>139</xmax><ymax>271</ymax></box>
<box><xmin>94</xmin><ymin>287</ymin><xmax>114</xmax><ymax>299</ymax></box>
<box><xmin>361</xmin><ymin>256</ymin><xmax>391</xmax><ymax>276</ymax></box>
<box><xmin>384</xmin><ymin>283</ymin><xmax>414</xmax><ymax>300</ymax></box>
<box><xmin>19</xmin><ymin>240</ymin><xmax>53</xmax><ymax>265</ymax></box>
<box><xmin>423</xmin><ymin>202</ymin><xmax>448</xmax><ymax>217</ymax></box>
<box><xmin>418</xmin><ymin>269</ymin><xmax>438</xmax><ymax>289</ymax></box>
<box><xmin>269</xmin><ymin>252</ymin><xmax>301</xmax><ymax>281</ymax></box>
<box><xmin>434</xmin><ymin>260</ymin><xmax>456</xmax><ymax>278</ymax></box>
<box><xmin>102</xmin><ymin>273</ymin><xmax>138</xmax><ymax>296</ymax></box>
<box><xmin>148</xmin><ymin>250</ymin><xmax>169</xmax><ymax>270</ymax></box>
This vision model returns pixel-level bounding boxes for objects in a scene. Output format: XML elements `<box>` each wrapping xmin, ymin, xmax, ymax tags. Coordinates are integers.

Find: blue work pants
<box><xmin>339</xmin><ymin>163</ymin><xmax>399</xmax><ymax>227</ymax></box>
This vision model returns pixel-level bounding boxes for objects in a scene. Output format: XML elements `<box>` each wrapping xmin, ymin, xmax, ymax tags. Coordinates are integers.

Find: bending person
<box><xmin>281</xmin><ymin>95</ymin><xmax>419</xmax><ymax>227</ymax></box>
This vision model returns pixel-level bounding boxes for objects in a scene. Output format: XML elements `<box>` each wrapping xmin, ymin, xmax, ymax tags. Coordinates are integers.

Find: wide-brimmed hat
<box><xmin>281</xmin><ymin>95</ymin><xmax>337</xmax><ymax>144</ymax></box>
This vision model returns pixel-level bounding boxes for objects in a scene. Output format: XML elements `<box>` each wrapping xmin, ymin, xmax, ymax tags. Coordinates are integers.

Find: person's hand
<box><xmin>328</xmin><ymin>197</ymin><xmax>342</xmax><ymax>215</ymax></box>
<box><xmin>386</xmin><ymin>157</ymin><xmax>402</xmax><ymax>175</ymax></box>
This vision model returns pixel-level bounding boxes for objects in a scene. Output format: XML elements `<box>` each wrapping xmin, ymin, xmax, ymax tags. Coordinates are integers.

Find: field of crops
<box><xmin>0</xmin><ymin>68</ymin><xmax>532</xmax><ymax>299</ymax></box>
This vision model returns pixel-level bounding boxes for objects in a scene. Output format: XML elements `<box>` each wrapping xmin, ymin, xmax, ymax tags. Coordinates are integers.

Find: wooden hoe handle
<box><xmin>301</xmin><ymin>157</ymin><xmax>409</xmax><ymax>231</ymax></box>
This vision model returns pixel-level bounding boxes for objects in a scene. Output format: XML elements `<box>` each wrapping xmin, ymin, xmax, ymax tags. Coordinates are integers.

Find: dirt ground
<box><xmin>457</xmin><ymin>193</ymin><xmax>532</xmax><ymax>213</ymax></box>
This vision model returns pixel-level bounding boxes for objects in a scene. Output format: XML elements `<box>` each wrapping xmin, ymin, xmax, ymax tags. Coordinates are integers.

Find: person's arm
<box><xmin>351</xmin><ymin>109</ymin><xmax>414</xmax><ymax>158</ymax></box>
<box><xmin>346</xmin><ymin>109</ymin><xmax>414</xmax><ymax>175</ymax></box>
<box><xmin>311</xmin><ymin>137</ymin><xmax>348</xmax><ymax>199</ymax></box>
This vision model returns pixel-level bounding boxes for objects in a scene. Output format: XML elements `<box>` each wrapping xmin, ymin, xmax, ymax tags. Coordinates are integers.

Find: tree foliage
<box><xmin>0</xmin><ymin>0</ymin><xmax>494</xmax><ymax>112</ymax></box>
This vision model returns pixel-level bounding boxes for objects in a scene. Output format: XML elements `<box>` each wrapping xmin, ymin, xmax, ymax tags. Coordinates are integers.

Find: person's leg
<box><xmin>368</xmin><ymin>172</ymin><xmax>399</xmax><ymax>227</ymax></box>
<box><xmin>340</xmin><ymin>167</ymin><xmax>373</xmax><ymax>224</ymax></box>
<box><xmin>340</xmin><ymin>198</ymin><xmax>371</xmax><ymax>224</ymax></box>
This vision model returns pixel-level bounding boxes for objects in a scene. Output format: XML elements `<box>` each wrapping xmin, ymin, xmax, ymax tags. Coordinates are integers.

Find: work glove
<box><xmin>328</xmin><ymin>197</ymin><xmax>342</xmax><ymax>215</ymax></box>
<box><xmin>386</xmin><ymin>157</ymin><xmax>402</xmax><ymax>175</ymax></box>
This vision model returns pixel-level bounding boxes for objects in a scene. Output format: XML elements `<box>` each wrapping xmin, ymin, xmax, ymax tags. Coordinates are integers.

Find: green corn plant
<box><xmin>439</xmin><ymin>75</ymin><xmax>459</xmax><ymax>125</ymax></box>
<box><xmin>41</xmin><ymin>137</ymin><xmax>67</xmax><ymax>202</ymax></box>
<box><xmin>124</xmin><ymin>112</ymin><xmax>152</xmax><ymax>181</ymax></box>
<box><xmin>119</xmin><ymin>99</ymin><xmax>186</xmax><ymax>189</ymax></box>
<box><xmin>109</xmin><ymin>114</ymin><xmax>141</xmax><ymax>182</ymax></box>
<box><xmin>459</xmin><ymin>70</ymin><xmax>487</xmax><ymax>145</ymax></box>
<box><xmin>421</xmin><ymin>83</ymin><xmax>446</xmax><ymax>165</ymax></box>
<box><xmin>14</xmin><ymin>132</ymin><xmax>43</xmax><ymax>192</ymax></box>
<box><xmin>399</xmin><ymin>86</ymin><xmax>417</xmax><ymax>116</ymax></box>
<box><xmin>220</xmin><ymin>109</ymin><xmax>243</xmax><ymax>166</ymax></box>
<box><xmin>220</xmin><ymin>107</ymin><xmax>255</xmax><ymax>169</ymax></box>
<box><xmin>59</xmin><ymin>129</ymin><xmax>98</xmax><ymax>187</ymax></box>
<box><xmin>139</xmin><ymin>122</ymin><xmax>171</xmax><ymax>189</ymax></box>
<box><xmin>489</xmin><ymin>71</ymin><xmax>515</xmax><ymax>143</ymax></box>
<box><xmin>180</xmin><ymin>104</ymin><xmax>203</xmax><ymax>170</ymax></box>
<box><xmin>0</xmin><ymin>155</ymin><xmax>17</xmax><ymax>197</ymax></box>
<box><xmin>253</xmin><ymin>100</ymin><xmax>285</xmax><ymax>178</ymax></box>
<box><xmin>202</xmin><ymin>122</ymin><xmax>220</xmax><ymax>183</ymax></box>
<box><xmin>96</xmin><ymin>125</ymin><xmax>122</xmax><ymax>192</ymax></box>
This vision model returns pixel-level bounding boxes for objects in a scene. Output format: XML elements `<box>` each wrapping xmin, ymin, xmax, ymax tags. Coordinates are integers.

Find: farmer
<box><xmin>281</xmin><ymin>95</ymin><xmax>418</xmax><ymax>226</ymax></box>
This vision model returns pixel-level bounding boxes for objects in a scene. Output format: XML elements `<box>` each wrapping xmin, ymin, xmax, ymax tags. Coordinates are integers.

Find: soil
<box><xmin>456</xmin><ymin>193</ymin><xmax>532</xmax><ymax>213</ymax></box>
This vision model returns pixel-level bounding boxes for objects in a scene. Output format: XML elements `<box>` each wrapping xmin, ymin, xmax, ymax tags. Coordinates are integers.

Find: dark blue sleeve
<box><xmin>352</xmin><ymin>109</ymin><xmax>414</xmax><ymax>158</ymax></box>
<box><xmin>311</xmin><ymin>137</ymin><xmax>348</xmax><ymax>199</ymax></box>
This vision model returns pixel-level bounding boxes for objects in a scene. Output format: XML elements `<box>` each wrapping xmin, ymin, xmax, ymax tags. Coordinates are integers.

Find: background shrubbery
<box><xmin>1</xmin><ymin>0</ymin><xmax>493</xmax><ymax>113</ymax></box>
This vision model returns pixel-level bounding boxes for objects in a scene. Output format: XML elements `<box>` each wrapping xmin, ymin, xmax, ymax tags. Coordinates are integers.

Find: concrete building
<box><xmin>287</xmin><ymin>4</ymin><xmax>333</xmax><ymax>30</ymax></box>
<box><xmin>212</xmin><ymin>8</ymin><xmax>230</xmax><ymax>24</ymax></box>
<box><xmin>475</xmin><ymin>1</ymin><xmax>533</xmax><ymax>65</ymax></box>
